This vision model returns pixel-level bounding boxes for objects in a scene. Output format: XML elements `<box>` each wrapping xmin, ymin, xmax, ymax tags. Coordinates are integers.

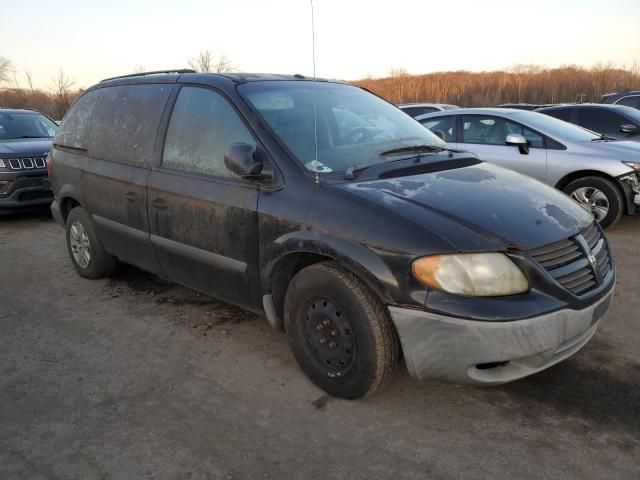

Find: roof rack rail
<box><xmin>100</xmin><ymin>69</ymin><xmax>197</xmax><ymax>83</ymax></box>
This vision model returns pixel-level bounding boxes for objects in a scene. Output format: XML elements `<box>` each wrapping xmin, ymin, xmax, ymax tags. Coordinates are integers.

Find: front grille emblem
<box><xmin>575</xmin><ymin>234</ymin><xmax>602</xmax><ymax>285</ymax></box>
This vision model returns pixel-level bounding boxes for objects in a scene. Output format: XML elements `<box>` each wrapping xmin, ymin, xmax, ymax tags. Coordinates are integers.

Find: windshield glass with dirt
<box><xmin>239</xmin><ymin>81</ymin><xmax>446</xmax><ymax>174</ymax></box>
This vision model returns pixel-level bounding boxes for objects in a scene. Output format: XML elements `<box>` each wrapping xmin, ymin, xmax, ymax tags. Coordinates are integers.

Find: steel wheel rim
<box><xmin>303</xmin><ymin>297</ymin><xmax>355</xmax><ymax>377</ymax></box>
<box><xmin>570</xmin><ymin>187</ymin><xmax>609</xmax><ymax>222</ymax></box>
<box><xmin>70</xmin><ymin>221</ymin><xmax>91</xmax><ymax>269</ymax></box>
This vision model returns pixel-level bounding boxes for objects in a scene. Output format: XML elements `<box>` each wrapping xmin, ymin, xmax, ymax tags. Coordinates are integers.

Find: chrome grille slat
<box><xmin>2</xmin><ymin>156</ymin><xmax>47</xmax><ymax>170</ymax></box>
<box><xmin>557</xmin><ymin>266</ymin><xmax>593</xmax><ymax>284</ymax></box>
<box><xmin>527</xmin><ymin>222</ymin><xmax>613</xmax><ymax>296</ymax></box>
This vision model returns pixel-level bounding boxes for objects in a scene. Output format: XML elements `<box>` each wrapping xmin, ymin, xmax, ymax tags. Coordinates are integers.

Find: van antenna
<box><xmin>310</xmin><ymin>0</ymin><xmax>319</xmax><ymax>185</ymax></box>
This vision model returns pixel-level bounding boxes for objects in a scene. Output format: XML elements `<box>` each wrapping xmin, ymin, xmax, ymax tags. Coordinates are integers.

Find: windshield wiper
<box><xmin>16</xmin><ymin>135</ymin><xmax>48</xmax><ymax>139</ymax></box>
<box><xmin>379</xmin><ymin>144</ymin><xmax>446</xmax><ymax>156</ymax></box>
<box><xmin>591</xmin><ymin>134</ymin><xmax>617</xmax><ymax>141</ymax></box>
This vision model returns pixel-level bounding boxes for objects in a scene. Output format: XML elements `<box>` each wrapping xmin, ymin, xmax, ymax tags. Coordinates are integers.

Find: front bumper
<box><xmin>0</xmin><ymin>170</ymin><xmax>53</xmax><ymax>214</ymax></box>
<box><xmin>389</xmin><ymin>286</ymin><xmax>614</xmax><ymax>385</ymax></box>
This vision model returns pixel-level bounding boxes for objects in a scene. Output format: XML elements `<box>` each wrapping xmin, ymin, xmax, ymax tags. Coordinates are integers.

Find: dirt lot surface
<box><xmin>1</xmin><ymin>213</ymin><xmax>639</xmax><ymax>480</ymax></box>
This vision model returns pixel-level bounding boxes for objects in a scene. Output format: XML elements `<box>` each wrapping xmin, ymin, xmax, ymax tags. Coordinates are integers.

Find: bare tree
<box><xmin>50</xmin><ymin>67</ymin><xmax>75</xmax><ymax>118</ymax></box>
<box><xmin>0</xmin><ymin>55</ymin><xmax>12</xmax><ymax>85</ymax></box>
<box><xmin>25</xmin><ymin>70</ymin><xmax>35</xmax><ymax>92</ymax></box>
<box><xmin>188</xmin><ymin>49</ymin><xmax>234</xmax><ymax>73</ymax></box>
<box><xmin>133</xmin><ymin>65</ymin><xmax>146</xmax><ymax>74</ymax></box>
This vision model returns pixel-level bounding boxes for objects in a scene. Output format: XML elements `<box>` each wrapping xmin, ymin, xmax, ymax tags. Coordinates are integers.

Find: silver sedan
<box><xmin>416</xmin><ymin>108</ymin><xmax>640</xmax><ymax>228</ymax></box>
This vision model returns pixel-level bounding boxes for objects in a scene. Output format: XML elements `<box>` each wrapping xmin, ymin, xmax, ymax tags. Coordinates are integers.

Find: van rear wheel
<box><xmin>65</xmin><ymin>206</ymin><xmax>116</xmax><ymax>279</ymax></box>
<box><xmin>284</xmin><ymin>261</ymin><xmax>397</xmax><ymax>399</ymax></box>
<box><xmin>563</xmin><ymin>176</ymin><xmax>624</xmax><ymax>229</ymax></box>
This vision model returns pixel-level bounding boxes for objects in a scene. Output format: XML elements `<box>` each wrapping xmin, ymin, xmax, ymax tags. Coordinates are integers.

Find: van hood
<box><xmin>0</xmin><ymin>138</ymin><xmax>52</xmax><ymax>156</ymax></box>
<box><xmin>336</xmin><ymin>162</ymin><xmax>593</xmax><ymax>251</ymax></box>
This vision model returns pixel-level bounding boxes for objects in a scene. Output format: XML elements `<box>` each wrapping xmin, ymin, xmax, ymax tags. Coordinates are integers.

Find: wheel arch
<box><xmin>555</xmin><ymin>170</ymin><xmax>631</xmax><ymax>215</ymax></box>
<box><xmin>57</xmin><ymin>184</ymin><xmax>85</xmax><ymax>223</ymax></box>
<box><xmin>263</xmin><ymin>233</ymin><xmax>399</xmax><ymax>319</ymax></box>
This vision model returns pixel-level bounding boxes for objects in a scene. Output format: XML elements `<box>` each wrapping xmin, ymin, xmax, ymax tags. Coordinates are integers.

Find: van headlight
<box><xmin>412</xmin><ymin>253</ymin><xmax>529</xmax><ymax>296</ymax></box>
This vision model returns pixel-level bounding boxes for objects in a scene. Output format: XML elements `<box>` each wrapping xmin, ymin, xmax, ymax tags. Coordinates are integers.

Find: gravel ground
<box><xmin>1</xmin><ymin>212</ymin><xmax>639</xmax><ymax>480</ymax></box>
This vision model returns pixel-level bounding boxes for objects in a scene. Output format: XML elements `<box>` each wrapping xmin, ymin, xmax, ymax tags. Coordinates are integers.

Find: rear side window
<box><xmin>56</xmin><ymin>90</ymin><xmax>101</xmax><ymax>149</ymax></box>
<box><xmin>55</xmin><ymin>84</ymin><xmax>172</xmax><ymax>166</ymax></box>
<box><xmin>162</xmin><ymin>86</ymin><xmax>255</xmax><ymax>178</ymax></box>
<box><xmin>577</xmin><ymin>108</ymin><xmax>625</xmax><ymax>134</ymax></box>
<box><xmin>543</xmin><ymin>108</ymin><xmax>573</xmax><ymax>122</ymax></box>
<box><xmin>90</xmin><ymin>85</ymin><xmax>172</xmax><ymax>166</ymax></box>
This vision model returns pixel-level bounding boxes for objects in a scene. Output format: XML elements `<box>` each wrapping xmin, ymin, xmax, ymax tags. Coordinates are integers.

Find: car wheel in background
<box><xmin>65</xmin><ymin>206</ymin><xmax>117</xmax><ymax>278</ymax></box>
<box><xmin>284</xmin><ymin>261</ymin><xmax>398</xmax><ymax>399</ymax></box>
<box><xmin>563</xmin><ymin>176</ymin><xmax>624</xmax><ymax>229</ymax></box>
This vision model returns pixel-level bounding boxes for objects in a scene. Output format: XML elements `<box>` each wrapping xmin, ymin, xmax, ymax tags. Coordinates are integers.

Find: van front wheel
<box><xmin>65</xmin><ymin>207</ymin><xmax>116</xmax><ymax>279</ymax></box>
<box><xmin>284</xmin><ymin>261</ymin><xmax>397</xmax><ymax>399</ymax></box>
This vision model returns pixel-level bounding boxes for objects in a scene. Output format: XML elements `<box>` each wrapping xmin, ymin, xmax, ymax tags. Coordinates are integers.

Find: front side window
<box><xmin>0</xmin><ymin>112</ymin><xmax>58</xmax><ymax>140</ymax></box>
<box><xmin>462</xmin><ymin>115</ymin><xmax>544</xmax><ymax>148</ymax></box>
<box><xmin>239</xmin><ymin>81</ymin><xmax>445</xmax><ymax>174</ymax></box>
<box><xmin>577</xmin><ymin>109</ymin><xmax>625</xmax><ymax>134</ymax></box>
<box><xmin>163</xmin><ymin>87</ymin><xmax>255</xmax><ymax>177</ymax></box>
<box><xmin>420</xmin><ymin>116</ymin><xmax>455</xmax><ymax>142</ymax></box>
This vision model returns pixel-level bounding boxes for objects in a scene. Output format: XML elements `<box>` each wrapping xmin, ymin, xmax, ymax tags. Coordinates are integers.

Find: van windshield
<box><xmin>238</xmin><ymin>81</ymin><xmax>446</xmax><ymax>174</ymax></box>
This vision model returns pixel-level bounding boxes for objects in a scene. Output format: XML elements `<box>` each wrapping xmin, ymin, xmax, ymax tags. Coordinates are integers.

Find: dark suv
<box><xmin>0</xmin><ymin>109</ymin><xmax>58</xmax><ymax>214</ymax></box>
<box><xmin>601</xmin><ymin>90</ymin><xmax>640</xmax><ymax>109</ymax></box>
<box><xmin>49</xmin><ymin>71</ymin><xmax>614</xmax><ymax>398</ymax></box>
<box><xmin>537</xmin><ymin>104</ymin><xmax>640</xmax><ymax>142</ymax></box>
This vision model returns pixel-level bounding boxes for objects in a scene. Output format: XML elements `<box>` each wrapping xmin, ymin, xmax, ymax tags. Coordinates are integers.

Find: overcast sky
<box><xmin>2</xmin><ymin>0</ymin><xmax>639</xmax><ymax>89</ymax></box>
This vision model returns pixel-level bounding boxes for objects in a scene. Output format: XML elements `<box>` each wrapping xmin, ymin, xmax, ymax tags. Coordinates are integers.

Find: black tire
<box><xmin>65</xmin><ymin>206</ymin><xmax>116</xmax><ymax>279</ymax></box>
<box><xmin>284</xmin><ymin>261</ymin><xmax>397</xmax><ymax>399</ymax></box>
<box><xmin>563</xmin><ymin>176</ymin><xmax>624</xmax><ymax>229</ymax></box>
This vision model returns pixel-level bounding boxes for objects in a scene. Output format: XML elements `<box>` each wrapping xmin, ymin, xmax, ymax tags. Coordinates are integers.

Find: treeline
<box><xmin>3</xmin><ymin>63</ymin><xmax>640</xmax><ymax>119</ymax></box>
<box><xmin>0</xmin><ymin>86</ymin><xmax>81</xmax><ymax>120</ymax></box>
<box><xmin>356</xmin><ymin>64</ymin><xmax>640</xmax><ymax>106</ymax></box>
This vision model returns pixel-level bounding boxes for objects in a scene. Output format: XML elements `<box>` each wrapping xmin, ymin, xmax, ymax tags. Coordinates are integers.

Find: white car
<box><xmin>416</xmin><ymin>108</ymin><xmax>640</xmax><ymax>228</ymax></box>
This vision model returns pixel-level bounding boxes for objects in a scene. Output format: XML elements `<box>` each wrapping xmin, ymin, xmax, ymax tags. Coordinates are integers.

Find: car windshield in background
<box><xmin>0</xmin><ymin>112</ymin><xmax>58</xmax><ymax>140</ymax></box>
<box><xmin>518</xmin><ymin>110</ymin><xmax>601</xmax><ymax>142</ymax></box>
<box><xmin>238</xmin><ymin>81</ymin><xmax>446</xmax><ymax>174</ymax></box>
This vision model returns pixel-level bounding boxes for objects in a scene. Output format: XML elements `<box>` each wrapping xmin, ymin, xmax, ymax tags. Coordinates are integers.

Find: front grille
<box><xmin>4</xmin><ymin>157</ymin><xmax>47</xmax><ymax>170</ymax></box>
<box><xmin>528</xmin><ymin>222</ymin><xmax>613</xmax><ymax>296</ymax></box>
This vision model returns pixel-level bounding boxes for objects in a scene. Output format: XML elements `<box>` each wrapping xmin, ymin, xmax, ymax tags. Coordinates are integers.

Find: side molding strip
<box><xmin>150</xmin><ymin>234</ymin><xmax>247</xmax><ymax>274</ymax></box>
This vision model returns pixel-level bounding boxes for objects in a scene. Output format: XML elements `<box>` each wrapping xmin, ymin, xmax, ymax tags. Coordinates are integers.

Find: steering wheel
<box><xmin>340</xmin><ymin>127</ymin><xmax>373</xmax><ymax>145</ymax></box>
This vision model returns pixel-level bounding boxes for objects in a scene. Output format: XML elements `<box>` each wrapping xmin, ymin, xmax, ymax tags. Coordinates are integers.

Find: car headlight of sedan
<box><xmin>412</xmin><ymin>253</ymin><xmax>529</xmax><ymax>296</ymax></box>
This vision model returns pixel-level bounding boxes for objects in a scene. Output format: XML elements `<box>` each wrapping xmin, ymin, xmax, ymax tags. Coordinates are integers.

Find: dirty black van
<box><xmin>49</xmin><ymin>70</ymin><xmax>615</xmax><ymax>399</ymax></box>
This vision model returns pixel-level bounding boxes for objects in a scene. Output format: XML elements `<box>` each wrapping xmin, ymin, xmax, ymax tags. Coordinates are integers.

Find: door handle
<box><xmin>151</xmin><ymin>197</ymin><xmax>169</xmax><ymax>211</ymax></box>
<box><xmin>125</xmin><ymin>191</ymin><xmax>138</xmax><ymax>204</ymax></box>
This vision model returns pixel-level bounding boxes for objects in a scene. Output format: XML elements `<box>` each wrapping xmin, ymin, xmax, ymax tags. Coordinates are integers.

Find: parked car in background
<box><xmin>0</xmin><ymin>108</ymin><xmax>58</xmax><ymax>214</ymax></box>
<box><xmin>416</xmin><ymin>108</ymin><xmax>640</xmax><ymax>228</ymax></box>
<box><xmin>397</xmin><ymin>102</ymin><xmax>459</xmax><ymax>118</ymax></box>
<box><xmin>601</xmin><ymin>90</ymin><xmax>640</xmax><ymax>109</ymax></box>
<box><xmin>497</xmin><ymin>103</ymin><xmax>542</xmax><ymax>111</ymax></box>
<box><xmin>537</xmin><ymin>104</ymin><xmax>640</xmax><ymax>142</ymax></box>
<box><xmin>50</xmin><ymin>71</ymin><xmax>613</xmax><ymax>399</ymax></box>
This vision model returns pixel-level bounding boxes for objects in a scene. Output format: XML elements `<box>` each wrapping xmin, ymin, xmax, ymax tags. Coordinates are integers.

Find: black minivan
<box><xmin>49</xmin><ymin>71</ymin><xmax>615</xmax><ymax>399</ymax></box>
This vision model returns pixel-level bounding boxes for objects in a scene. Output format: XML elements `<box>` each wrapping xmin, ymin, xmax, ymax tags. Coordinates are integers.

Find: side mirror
<box><xmin>620</xmin><ymin>124</ymin><xmax>638</xmax><ymax>134</ymax></box>
<box><xmin>506</xmin><ymin>133</ymin><xmax>529</xmax><ymax>154</ymax></box>
<box><xmin>224</xmin><ymin>143</ymin><xmax>272</xmax><ymax>180</ymax></box>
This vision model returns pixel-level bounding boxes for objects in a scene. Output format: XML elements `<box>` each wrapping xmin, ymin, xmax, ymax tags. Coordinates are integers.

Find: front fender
<box><xmin>262</xmin><ymin>230</ymin><xmax>403</xmax><ymax>305</ymax></box>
